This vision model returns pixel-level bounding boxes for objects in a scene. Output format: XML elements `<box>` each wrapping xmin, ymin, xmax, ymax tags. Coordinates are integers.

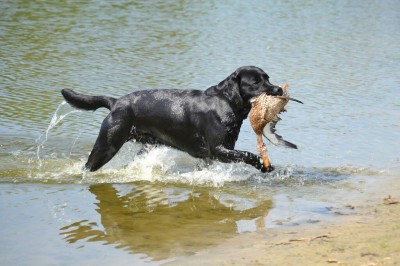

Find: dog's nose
<box><xmin>272</xmin><ymin>86</ymin><xmax>283</xmax><ymax>96</ymax></box>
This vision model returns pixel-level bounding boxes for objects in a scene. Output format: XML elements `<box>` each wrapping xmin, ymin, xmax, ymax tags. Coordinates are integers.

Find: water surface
<box><xmin>1</xmin><ymin>0</ymin><xmax>399</xmax><ymax>265</ymax></box>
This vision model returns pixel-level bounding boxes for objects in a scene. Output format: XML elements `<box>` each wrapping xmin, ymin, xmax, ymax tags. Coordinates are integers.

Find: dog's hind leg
<box><xmin>84</xmin><ymin>113</ymin><xmax>132</xmax><ymax>172</ymax></box>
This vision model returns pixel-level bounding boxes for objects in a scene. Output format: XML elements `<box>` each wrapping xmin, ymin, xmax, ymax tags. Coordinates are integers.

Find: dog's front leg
<box><xmin>212</xmin><ymin>145</ymin><xmax>271</xmax><ymax>172</ymax></box>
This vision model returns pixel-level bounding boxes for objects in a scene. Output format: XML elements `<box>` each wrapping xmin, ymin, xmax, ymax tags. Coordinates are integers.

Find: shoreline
<box><xmin>167</xmin><ymin>174</ymin><xmax>400</xmax><ymax>265</ymax></box>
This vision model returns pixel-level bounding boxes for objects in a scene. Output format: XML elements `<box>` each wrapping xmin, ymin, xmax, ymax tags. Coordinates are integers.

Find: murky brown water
<box><xmin>1</xmin><ymin>0</ymin><xmax>399</xmax><ymax>264</ymax></box>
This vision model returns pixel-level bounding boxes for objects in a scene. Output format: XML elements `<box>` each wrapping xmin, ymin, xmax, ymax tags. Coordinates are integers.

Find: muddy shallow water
<box><xmin>1</xmin><ymin>0</ymin><xmax>399</xmax><ymax>265</ymax></box>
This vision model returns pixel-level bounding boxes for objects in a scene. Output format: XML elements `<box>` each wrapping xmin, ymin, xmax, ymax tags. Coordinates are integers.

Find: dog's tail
<box><xmin>61</xmin><ymin>89</ymin><xmax>116</xmax><ymax>111</ymax></box>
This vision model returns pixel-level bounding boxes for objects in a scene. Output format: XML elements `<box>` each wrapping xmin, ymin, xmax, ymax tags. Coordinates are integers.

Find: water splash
<box><xmin>23</xmin><ymin>100</ymin><xmax>372</xmax><ymax>186</ymax></box>
<box><xmin>36</xmin><ymin>101</ymin><xmax>81</xmax><ymax>168</ymax></box>
<box><xmin>2</xmin><ymin>136</ymin><xmax>376</xmax><ymax>186</ymax></box>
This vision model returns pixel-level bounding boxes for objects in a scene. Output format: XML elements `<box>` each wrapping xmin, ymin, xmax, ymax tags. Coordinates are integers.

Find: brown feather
<box><xmin>249</xmin><ymin>83</ymin><xmax>290</xmax><ymax>169</ymax></box>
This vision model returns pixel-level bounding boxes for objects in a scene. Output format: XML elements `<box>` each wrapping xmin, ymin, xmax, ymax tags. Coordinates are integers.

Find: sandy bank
<box><xmin>167</xmin><ymin>175</ymin><xmax>400</xmax><ymax>265</ymax></box>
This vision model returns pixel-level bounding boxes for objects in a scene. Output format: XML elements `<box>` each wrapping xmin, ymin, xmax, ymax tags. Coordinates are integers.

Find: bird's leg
<box><xmin>256</xmin><ymin>134</ymin><xmax>272</xmax><ymax>171</ymax></box>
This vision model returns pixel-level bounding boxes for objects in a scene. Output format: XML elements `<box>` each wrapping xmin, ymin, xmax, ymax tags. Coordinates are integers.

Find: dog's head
<box><xmin>206</xmin><ymin>66</ymin><xmax>283</xmax><ymax>110</ymax></box>
<box><xmin>234</xmin><ymin>66</ymin><xmax>283</xmax><ymax>101</ymax></box>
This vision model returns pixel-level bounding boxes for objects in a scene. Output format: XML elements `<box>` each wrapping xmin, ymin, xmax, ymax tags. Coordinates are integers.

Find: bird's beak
<box><xmin>288</xmin><ymin>97</ymin><xmax>304</xmax><ymax>104</ymax></box>
<box><xmin>275</xmin><ymin>96</ymin><xmax>304</xmax><ymax>104</ymax></box>
<box><xmin>279</xmin><ymin>83</ymin><xmax>303</xmax><ymax>104</ymax></box>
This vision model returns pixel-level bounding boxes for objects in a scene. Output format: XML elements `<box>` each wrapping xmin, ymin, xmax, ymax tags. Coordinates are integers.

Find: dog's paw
<box><xmin>260</xmin><ymin>165</ymin><xmax>274</xmax><ymax>173</ymax></box>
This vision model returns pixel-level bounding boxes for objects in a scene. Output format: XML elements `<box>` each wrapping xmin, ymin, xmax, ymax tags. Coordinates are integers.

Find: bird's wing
<box><xmin>262</xmin><ymin>119</ymin><xmax>298</xmax><ymax>149</ymax></box>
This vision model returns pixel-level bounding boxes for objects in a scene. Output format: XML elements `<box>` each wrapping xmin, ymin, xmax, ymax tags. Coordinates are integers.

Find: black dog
<box><xmin>61</xmin><ymin>66</ymin><xmax>283</xmax><ymax>172</ymax></box>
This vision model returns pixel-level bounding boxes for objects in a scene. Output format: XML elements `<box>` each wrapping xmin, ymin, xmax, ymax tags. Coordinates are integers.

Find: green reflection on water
<box><xmin>1</xmin><ymin>0</ymin><xmax>205</xmax><ymax>137</ymax></box>
<box><xmin>60</xmin><ymin>183</ymin><xmax>271</xmax><ymax>260</ymax></box>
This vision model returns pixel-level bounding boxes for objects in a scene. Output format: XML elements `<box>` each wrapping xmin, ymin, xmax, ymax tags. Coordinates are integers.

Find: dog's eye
<box><xmin>253</xmin><ymin>78</ymin><xmax>261</xmax><ymax>85</ymax></box>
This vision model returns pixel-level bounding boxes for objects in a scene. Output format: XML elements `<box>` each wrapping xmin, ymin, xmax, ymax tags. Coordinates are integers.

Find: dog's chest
<box><xmin>222</xmin><ymin>112</ymin><xmax>244</xmax><ymax>148</ymax></box>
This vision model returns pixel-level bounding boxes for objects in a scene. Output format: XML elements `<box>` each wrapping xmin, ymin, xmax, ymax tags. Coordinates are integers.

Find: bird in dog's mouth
<box><xmin>249</xmin><ymin>83</ymin><xmax>303</xmax><ymax>171</ymax></box>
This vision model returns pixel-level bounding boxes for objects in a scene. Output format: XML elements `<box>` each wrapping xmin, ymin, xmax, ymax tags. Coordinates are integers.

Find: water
<box><xmin>1</xmin><ymin>0</ymin><xmax>399</xmax><ymax>264</ymax></box>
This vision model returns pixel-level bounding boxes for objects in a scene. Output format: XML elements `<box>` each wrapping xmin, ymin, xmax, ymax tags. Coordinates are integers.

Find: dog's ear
<box><xmin>230</xmin><ymin>70</ymin><xmax>241</xmax><ymax>85</ymax></box>
<box><xmin>205</xmin><ymin>71</ymin><xmax>244</xmax><ymax>108</ymax></box>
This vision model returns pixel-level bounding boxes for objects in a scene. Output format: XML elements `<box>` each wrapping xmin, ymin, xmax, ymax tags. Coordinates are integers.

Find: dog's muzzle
<box><xmin>271</xmin><ymin>86</ymin><xmax>283</xmax><ymax>96</ymax></box>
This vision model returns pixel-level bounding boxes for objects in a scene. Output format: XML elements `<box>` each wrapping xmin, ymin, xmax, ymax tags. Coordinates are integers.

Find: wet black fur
<box><xmin>61</xmin><ymin>66</ymin><xmax>283</xmax><ymax>172</ymax></box>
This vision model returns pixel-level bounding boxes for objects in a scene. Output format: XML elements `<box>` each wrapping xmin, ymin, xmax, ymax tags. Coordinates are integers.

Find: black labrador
<box><xmin>61</xmin><ymin>66</ymin><xmax>284</xmax><ymax>173</ymax></box>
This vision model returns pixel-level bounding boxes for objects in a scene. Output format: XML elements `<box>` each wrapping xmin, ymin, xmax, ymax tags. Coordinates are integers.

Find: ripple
<box><xmin>1</xmin><ymin>0</ymin><xmax>399</xmax><ymax>180</ymax></box>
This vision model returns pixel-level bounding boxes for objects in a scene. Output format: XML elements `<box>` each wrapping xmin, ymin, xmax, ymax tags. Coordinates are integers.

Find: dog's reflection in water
<box><xmin>60</xmin><ymin>184</ymin><xmax>271</xmax><ymax>260</ymax></box>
